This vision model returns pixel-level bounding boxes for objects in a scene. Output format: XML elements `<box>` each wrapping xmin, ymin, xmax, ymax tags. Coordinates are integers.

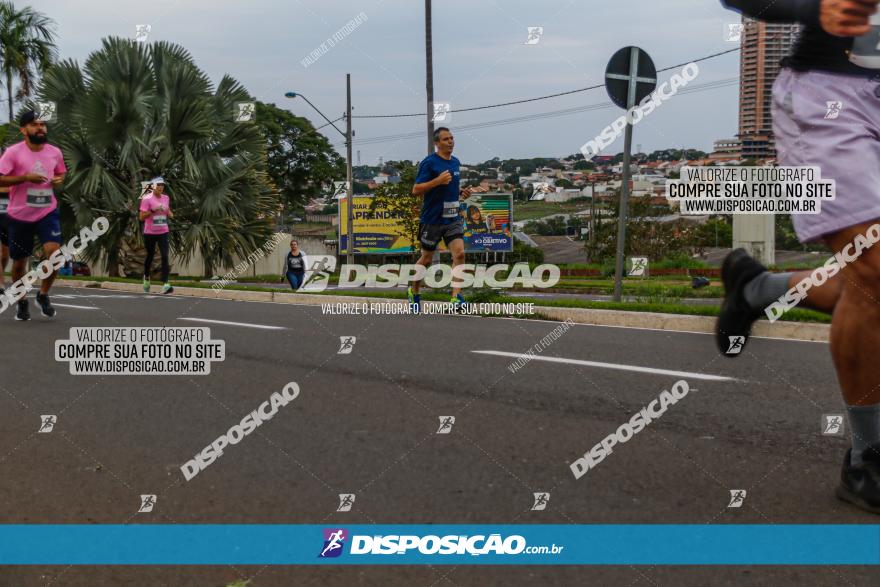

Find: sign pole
<box><xmin>605</xmin><ymin>47</ymin><xmax>657</xmax><ymax>302</ymax></box>
<box><xmin>611</xmin><ymin>47</ymin><xmax>648</xmax><ymax>302</ymax></box>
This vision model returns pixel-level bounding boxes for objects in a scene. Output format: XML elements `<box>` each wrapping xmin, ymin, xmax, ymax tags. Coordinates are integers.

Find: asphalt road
<box><xmin>0</xmin><ymin>288</ymin><xmax>876</xmax><ymax>586</ymax></box>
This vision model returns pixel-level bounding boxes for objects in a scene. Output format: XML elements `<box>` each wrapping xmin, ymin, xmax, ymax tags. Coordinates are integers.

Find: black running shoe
<box><xmin>36</xmin><ymin>292</ymin><xmax>56</xmax><ymax>318</ymax></box>
<box><xmin>715</xmin><ymin>249</ymin><xmax>767</xmax><ymax>357</ymax></box>
<box><xmin>15</xmin><ymin>299</ymin><xmax>30</xmax><ymax>321</ymax></box>
<box><xmin>836</xmin><ymin>444</ymin><xmax>880</xmax><ymax>515</ymax></box>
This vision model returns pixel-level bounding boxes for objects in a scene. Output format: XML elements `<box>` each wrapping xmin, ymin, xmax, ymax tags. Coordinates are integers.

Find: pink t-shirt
<box><xmin>140</xmin><ymin>193</ymin><xmax>171</xmax><ymax>235</ymax></box>
<box><xmin>0</xmin><ymin>141</ymin><xmax>66</xmax><ymax>222</ymax></box>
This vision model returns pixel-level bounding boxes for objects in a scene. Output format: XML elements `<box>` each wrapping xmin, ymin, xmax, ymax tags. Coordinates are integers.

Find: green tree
<box><xmin>524</xmin><ymin>216</ymin><xmax>568</xmax><ymax>236</ymax></box>
<box><xmin>39</xmin><ymin>37</ymin><xmax>279</xmax><ymax>277</ymax></box>
<box><xmin>0</xmin><ymin>1</ymin><xmax>56</xmax><ymax>123</ymax></box>
<box><xmin>255</xmin><ymin>101</ymin><xmax>344</xmax><ymax>222</ymax></box>
<box><xmin>370</xmin><ymin>164</ymin><xmax>420</xmax><ymax>255</ymax></box>
<box><xmin>775</xmin><ymin>214</ymin><xmax>826</xmax><ymax>252</ymax></box>
<box><xmin>691</xmin><ymin>216</ymin><xmax>732</xmax><ymax>249</ymax></box>
<box><xmin>353</xmin><ymin>165</ymin><xmax>377</xmax><ymax>181</ymax></box>
<box><xmin>585</xmin><ymin>190</ymin><xmax>694</xmax><ymax>263</ymax></box>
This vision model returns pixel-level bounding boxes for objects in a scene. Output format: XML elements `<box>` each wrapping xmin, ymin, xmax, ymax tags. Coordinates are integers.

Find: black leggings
<box><xmin>144</xmin><ymin>233</ymin><xmax>170</xmax><ymax>282</ymax></box>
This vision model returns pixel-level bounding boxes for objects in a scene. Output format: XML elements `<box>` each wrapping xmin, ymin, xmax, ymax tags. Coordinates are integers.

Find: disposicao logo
<box><xmin>319</xmin><ymin>528</ymin><xmax>348</xmax><ymax>558</ymax></box>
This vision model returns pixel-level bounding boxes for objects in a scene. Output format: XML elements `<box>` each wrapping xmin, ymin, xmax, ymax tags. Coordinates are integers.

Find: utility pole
<box><xmin>346</xmin><ymin>73</ymin><xmax>354</xmax><ymax>267</ymax></box>
<box><xmin>425</xmin><ymin>0</ymin><xmax>434</xmax><ymax>155</ymax></box>
<box><xmin>424</xmin><ymin>0</ymin><xmax>438</xmax><ymax>266</ymax></box>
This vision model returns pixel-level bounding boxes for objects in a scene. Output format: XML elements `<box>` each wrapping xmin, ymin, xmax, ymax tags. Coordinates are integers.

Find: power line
<box><xmin>655</xmin><ymin>46</ymin><xmax>740</xmax><ymax>73</ymax></box>
<box><xmin>351</xmin><ymin>47</ymin><xmax>741</xmax><ymax>120</ymax></box>
<box><xmin>339</xmin><ymin>76</ymin><xmax>739</xmax><ymax>147</ymax></box>
<box><xmin>316</xmin><ymin>116</ymin><xmax>344</xmax><ymax>130</ymax></box>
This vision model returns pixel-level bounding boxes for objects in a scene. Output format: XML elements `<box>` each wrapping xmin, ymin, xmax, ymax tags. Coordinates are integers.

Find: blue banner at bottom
<box><xmin>0</xmin><ymin>525</ymin><xmax>878</xmax><ymax>565</ymax></box>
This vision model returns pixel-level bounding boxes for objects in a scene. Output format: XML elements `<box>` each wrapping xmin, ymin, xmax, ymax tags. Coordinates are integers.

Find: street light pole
<box><xmin>283</xmin><ymin>85</ymin><xmax>354</xmax><ymax>266</ymax></box>
<box><xmin>345</xmin><ymin>73</ymin><xmax>354</xmax><ymax>267</ymax></box>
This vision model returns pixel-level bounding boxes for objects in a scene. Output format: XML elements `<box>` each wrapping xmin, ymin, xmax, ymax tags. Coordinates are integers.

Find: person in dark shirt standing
<box><xmin>407</xmin><ymin>127</ymin><xmax>473</xmax><ymax>313</ymax></box>
<box><xmin>719</xmin><ymin>0</ymin><xmax>880</xmax><ymax>514</ymax></box>
<box><xmin>282</xmin><ymin>239</ymin><xmax>308</xmax><ymax>290</ymax></box>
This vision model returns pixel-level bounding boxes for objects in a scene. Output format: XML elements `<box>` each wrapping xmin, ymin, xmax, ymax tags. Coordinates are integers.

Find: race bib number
<box><xmin>152</xmin><ymin>215</ymin><xmax>167</xmax><ymax>226</ymax></box>
<box><xmin>0</xmin><ymin>197</ymin><xmax>8</xmax><ymax>213</ymax></box>
<box><xmin>443</xmin><ymin>200</ymin><xmax>459</xmax><ymax>219</ymax></box>
<box><xmin>26</xmin><ymin>188</ymin><xmax>53</xmax><ymax>208</ymax></box>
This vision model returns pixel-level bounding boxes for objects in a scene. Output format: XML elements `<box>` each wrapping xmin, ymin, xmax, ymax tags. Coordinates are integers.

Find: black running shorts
<box><xmin>418</xmin><ymin>220</ymin><xmax>464</xmax><ymax>252</ymax></box>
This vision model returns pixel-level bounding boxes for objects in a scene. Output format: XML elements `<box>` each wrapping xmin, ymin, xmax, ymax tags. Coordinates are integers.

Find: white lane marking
<box><xmin>56</xmin><ymin>293</ymin><xmax>180</xmax><ymax>300</ymax></box>
<box><xmin>472</xmin><ymin>350</ymin><xmax>738</xmax><ymax>382</ymax></box>
<box><xmin>483</xmin><ymin>317</ymin><xmax>827</xmax><ymax>344</ymax></box>
<box><xmin>177</xmin><ymin>317</ymin><xmax>285</xmax><ymax>330</ymax></box>
<box><xmin>51</xmin><ymin>303</ymin><xmax>101</xmax><ymax>310</ymax></box>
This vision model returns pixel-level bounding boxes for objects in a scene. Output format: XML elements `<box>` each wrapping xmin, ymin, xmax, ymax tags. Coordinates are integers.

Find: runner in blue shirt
<box><xmin>408</xmin><ymin>127</ymin><xmax>473</xmax><ymax>313</ymax></box>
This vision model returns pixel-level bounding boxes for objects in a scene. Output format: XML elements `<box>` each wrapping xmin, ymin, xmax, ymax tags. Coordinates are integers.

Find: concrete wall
<box><xmin>89</xmin><ymin>232</ymin><xmax>337</xmax><ymax>279</ymax></box>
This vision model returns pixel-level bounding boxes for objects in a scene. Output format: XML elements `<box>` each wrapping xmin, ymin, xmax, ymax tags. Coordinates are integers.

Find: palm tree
<box><xmin>37</xmin><ymin>37</ymin><xmax>279</xmax><ymax>276</ymax></box>
<box><xmin>0</xmin><ymin>1</ymin><xmax>56</xmax><ymax>123</ymax></box>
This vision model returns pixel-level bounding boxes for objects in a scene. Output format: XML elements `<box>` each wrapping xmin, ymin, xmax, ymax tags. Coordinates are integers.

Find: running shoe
<box><xmin>450</xmin><ymin>293</ymin><xmax>468</xmax><ymax>312</ymax></box>
<box><xmin>407</xmin><ymin>286</ymin><xmax>421</xmax><ymax>314</ymax></box>
<box><xmin>161</xmin><ymin>283</ymin><xmax>174</xmax><ymax>295</ymax></box>
<box><xmin>715</xmin><ymin>248</ymin><xmax>767</xmax><ymax>358</ymax></box>
<box><xmin>837</xmin><ymin>444</ymin><xmax>880</xmax><ymax>515</ymax></box>
<box><xmin>35</xmin><ymin>293</ymin><xmax>55</xmax><ymax>318</ymax></box>
<box><xmin>15</xmin><ymin>299</ymin><xmax>30</xmax><ymax>321</ymax></box>
<box><xmin>143</xmin><ymin>278</ymin><xmax>150</xmax><ymax>293</ymax></box>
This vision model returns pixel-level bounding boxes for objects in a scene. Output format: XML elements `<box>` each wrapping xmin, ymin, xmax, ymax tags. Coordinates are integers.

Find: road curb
<box><xmin>53</xmin><ymin>280</ymin><xmax>830</xmax><ymax>343</ymax></box>
<box><xmin>532</xmin><ymin>306</ymin><xmax>829</xmax><ymax>342</ymax></box>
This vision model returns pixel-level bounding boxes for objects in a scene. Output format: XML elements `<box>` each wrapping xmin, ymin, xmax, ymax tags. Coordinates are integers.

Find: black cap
<box><xmin>19</xmin><ymin>110</ymin><xmax>38</xmax><ymax>126</ymax></box>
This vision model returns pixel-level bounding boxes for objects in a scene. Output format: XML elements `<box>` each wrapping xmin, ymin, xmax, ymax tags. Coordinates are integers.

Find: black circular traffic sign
<box><xmin>604</xmin><ymin>46</ymin><xmax>657</xmax><ymax>110</ymax></box>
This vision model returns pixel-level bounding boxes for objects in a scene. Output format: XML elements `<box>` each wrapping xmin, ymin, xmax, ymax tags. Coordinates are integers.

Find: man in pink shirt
<box><xmin>139</xmin><ymin>177</ymin><xmax>174</xmax><ymax>294</ymax></box>
<box><xmin>0</xmin><ymin>110</ymin><xmax>67</xmax><ymax>321</ymax></box>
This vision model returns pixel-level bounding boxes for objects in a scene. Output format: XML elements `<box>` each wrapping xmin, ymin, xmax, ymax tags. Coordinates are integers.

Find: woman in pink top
<box><xmin>138</xmin><ymin>177</ymin><xmax>174</xmax><ymax>294</ymax></box>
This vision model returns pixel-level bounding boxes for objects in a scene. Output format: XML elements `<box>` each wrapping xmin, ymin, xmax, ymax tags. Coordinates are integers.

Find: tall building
<box><xmin>737</xmin><ymin>19</ymin><xmax>799</xmax><ymax>160</ymax></box>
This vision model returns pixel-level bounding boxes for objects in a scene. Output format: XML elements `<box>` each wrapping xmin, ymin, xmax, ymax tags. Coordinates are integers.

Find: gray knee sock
<box><xmin>742</xmin><ymin>272</ymin><xmax>793</xmax><ymax>309</ymax></box>
<box><xmin>847</xmin><ymin>403</ymin><xmax>880</xmax><ymax>466</ymax></box>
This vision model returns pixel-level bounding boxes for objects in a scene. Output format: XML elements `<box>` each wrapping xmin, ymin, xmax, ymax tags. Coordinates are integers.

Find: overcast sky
<box><xmin>31</xmin><ymin>0</ymin><xmax>743</xmax><ymax>165</ymax></box>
